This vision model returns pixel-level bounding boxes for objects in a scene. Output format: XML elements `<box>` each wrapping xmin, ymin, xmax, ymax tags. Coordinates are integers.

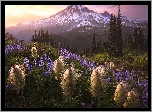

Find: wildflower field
<box><xmin>5</xmin><ymin>42</ymin><xmax>148</xmax><ymax>109</ymax></box>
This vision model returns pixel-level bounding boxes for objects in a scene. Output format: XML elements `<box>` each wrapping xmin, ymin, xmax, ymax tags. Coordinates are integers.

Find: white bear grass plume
<box><xmin>7</xmin><ymin>63</ymin><xmax>26</xmax><ymax>94</ymax></box>
<box><xmin>114</xmin><ymin>80</ymin><xmax>130</xmax><ymax>108</ymax></box>
<box><xmin>104</xmin><ymin>61</ymin><xmax>110</xmax><ymax>69</ymax></box>
<box><xmin>53</xmin><ymin>55</ymin><xmax>65</xmax><ymax>80</ymax></box>
<box><xmin>109</xmin><ymin>61</ymin><xmax>115</xmax><ymax>69</ymax></box>
<box><xmin>69</xmin><ymin>62</ymin><xmax>81</xmax><ymax>81</ymax></box>
<box><xmin>104</xmin><ymin>61</ymin><xmax>115</xmax><ymax>69</ymax></box>
<box><xmin>31</xmin><ymin>43</ymin><xmax>39</xmax><ymax>58</ymax></box>
<box><xmin>60</xmin><ymin>66</ymin><xmax>76</xmax><ymax>96</ymax></box>
<box><xmin>123</xmin><ymin>88</ymin><xmax>140</xmax><ymax>108</ymax></box>
<box><xmin>90</xmin><ymin>65</ymin><xmax>106</xmax><ymax>98</ymax></box>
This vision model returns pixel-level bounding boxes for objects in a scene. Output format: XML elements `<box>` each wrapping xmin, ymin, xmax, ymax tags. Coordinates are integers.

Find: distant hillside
<box><xmin>5</xmin><ymin>32</ymin><xmax>26</xmax><ymax>45</ymax></box>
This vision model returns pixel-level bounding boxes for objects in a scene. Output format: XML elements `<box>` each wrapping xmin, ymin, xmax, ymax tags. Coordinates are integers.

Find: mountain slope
<box><xmin>5</xmin><ymin>5</ymin><xmax>148</xmax><ymax>43</ymax></box>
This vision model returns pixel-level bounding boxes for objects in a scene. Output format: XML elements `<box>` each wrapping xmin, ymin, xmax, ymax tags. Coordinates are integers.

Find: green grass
<box><xmin>5</xmin><ymin>42</ymin><xmax>148</xmax><ymax>108</ymax></box>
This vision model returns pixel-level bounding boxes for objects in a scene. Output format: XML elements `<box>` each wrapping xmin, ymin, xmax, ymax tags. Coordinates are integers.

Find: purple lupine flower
<box><xmin>6</xmin><ymin>84</ymin><xmax>13</xmax><ymax>90</ymax></box>
<box><xmin>115</xmin><ymin>72</ymin><xmax>120</xmax><ymax>82</ymax></box>
<box><xmin>105</xmin><ymin>77</ymin><xmax>110</xmax><ymax>83</ymax></box>
<box><xmin>25</xmin><ymin>63</ymin><xmax>30</xmax><ymax>68</ymax></box>
<box><xmin>79</xmin><ymin>70</ymin><xmax>84</xmax><ymax>75</ymax></box>
<box><xmin>91</xmin><ymin>61</ymin><xmax>96</xmax><ymax>67</ymax></box>
<box><xmin>17</xmin><ymin>45</ymin><xmax>22</xmax><ymax>50</ymax></box>
<box><xmin>43</xmin><ymin>59</ymin><xmax>54</xmax><ymax>75</ymax></box>
<box><xmin>42</xmin><ymin>70</ymin><xmax>51</xmax><ymax>76</ymax></box>
<box><xmin>12</xmin><ymin>43</ymin><xmax>17</xmax><ymax>50</ymax></box>
<box><xmin>43</xmin><ymin>54</ymin><xmax>48</xmax><ymax>60</ymax></box>
<box><xmin>24</xmin><ymin>57</ymin><xmax>29</xmax><ymax>63</ymax></box>
<box><xmin>47</xmin><ymin>60</ymin><xmax>54</xmax><ymax>71</ymax></box>
<box><xmin>87</xmin><ymin>102</ymin><xmax>94</xmax><ymax>108</ymax></box>
<box><xmin>142</xmin><ymin>100</ymin><xmax>148</xmax><ymax>108</ymax></box>
<box><xmin>5</xmin><ymin>48</ymin><xmax>8</xmax><ymax>55</ymax></box>
<box><xmin>28</xmin><ymin>64</ymin><xmax>33</xmax><ymax>70</ymax></box>
<box><xmin>145</xmin><ymin>92</ymin><xmax>148</xmax><ymax>100</ymax></box>
<box><xmin>24</xmin><ymin>57</ymin><xmax>30</xmax><ymax>68</ymax></box>
<box><xmin>6</xmin><ymin>45</ymin><xmax>10</xmax><ymax>51</ymax></box>
<box><xmin>39</xmin><ymin>57</ymin><xmax>44</xmax><ymax>67</ymax></box>
<box><xmin>75</xmin><ymin>55</ymin><xmax>80</xmax><ymax>61</ymax></box>
<box><xmin>33</xmin><ymin>59</ymin><xmax>37</xmax><ymax>66</ymax></box>
<box><xmin>125</xmin><ymin>70</ymin><xmax>130</xmax><ymax>77</ymax></box>
<box><xmin>88</xmin><ymin>67</ymin><xmax>92</xmax><ymax>72</ymax></box>
<box><xmin>8</xmin><ymin>46</ymin><xmax>12</xmax><ymax>52</ymax></box>
<box><xmin>47</xmin><ymin>57</ymin><xmax>50</xmax><ymax>61</ymax></box>
<box><xmin>81</xmin><ymin>102</ymin><xmax>86</xmax><ymax>108</ymax></box>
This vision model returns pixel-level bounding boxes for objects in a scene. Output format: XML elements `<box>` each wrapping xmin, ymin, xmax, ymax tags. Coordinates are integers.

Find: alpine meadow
<box><xmin>5</xmin><ymin>5</ymin><xmax>149</xmax><ymax>109</ymax></box>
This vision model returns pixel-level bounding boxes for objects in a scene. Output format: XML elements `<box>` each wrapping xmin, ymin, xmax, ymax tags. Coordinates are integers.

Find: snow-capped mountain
<box><xmin>17</xmin><ymin>5</ymin><xmax>111</xmax><ymax>29</ymax></box>
<box><xmin>6</xmin><ymin>5</ymin><xmax>148</xmax><ymax>36</ymax></box>
<box><xmin>6</xmin><ymin>6</ymin><xmax>109</xmax><ymax>29</ymax></box>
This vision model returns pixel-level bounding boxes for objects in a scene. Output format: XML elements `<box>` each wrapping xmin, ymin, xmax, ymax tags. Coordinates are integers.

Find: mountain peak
<box><xmin>104</xmin><ymin>11</ymin><xmax>109</xmax><ymax>14</ymax></box>
<box><xmin>102</xmin><ymin>11</ymin><xmax>110</xmax><ymax>17</ymax></box>
<box><xmin>67</xmin><ymin>5</ymin><xmax>84</xmax><ymax>11</ymax></box>
<box><xmin>16</xmin><ymin>22</ymin><xmax>23</xmax><ymax>27</ymax></box>
<box><xmin>71</xmin><ymin>5</ymin><xmax>84</xmax><ymax>9</ymax></box>
<box><xmin>66</xmin><ymin>5</ymin><xmax>93</xmax><ymax>14</ymax></box>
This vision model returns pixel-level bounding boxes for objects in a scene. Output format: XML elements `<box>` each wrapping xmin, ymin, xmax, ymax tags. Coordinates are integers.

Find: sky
<box><xmin>5</xmin><ymin>5</ymin><xmax>148</xmax><ymax>27</ymax></box>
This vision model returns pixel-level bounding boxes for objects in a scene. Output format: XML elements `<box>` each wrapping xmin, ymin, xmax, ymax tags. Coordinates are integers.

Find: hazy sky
<box><xmin>5</xmin><ymin>5</ymin><xmax>148</xmax><ymax>27</ymax></box>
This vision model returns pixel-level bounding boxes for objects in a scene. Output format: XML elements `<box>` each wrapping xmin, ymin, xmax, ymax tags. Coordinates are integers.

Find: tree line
<box><xmin>83</xmin><ymin>5</ymin><xmax>148</xmax><ymax>57</ymax></box>
<box><xmin>31</xmin><ymin>5</ymin><xmax>148</xmax><ymax>57</ymax></box>
<box><xmin>31</xmin><ymin>29</ymin><xmax>54</xmax><ymax>46</ymax></box>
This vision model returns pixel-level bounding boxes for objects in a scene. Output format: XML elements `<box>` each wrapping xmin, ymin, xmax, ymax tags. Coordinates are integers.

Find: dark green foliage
<box><xmin>90</xmin><ymin>34</ymin><xmax>96</xmax><ymax>55</ymax></box>
<box><xmin>96</xmin><ymin>39</ymin><xmax>103</xmax><ymax>54</ymax></box>
<box><xmin>86</xmin><ymin>33</ymin><xmax>104</xmax><ymax>56</ymax></box>
<box><xmin>5</xmin><ymin>39</ymin><xmax>148</xmax><ymax>108</ymax></box>
<box><xmin>104</xmin><ymin>6</ymin><xmax>123</xmax><ymax>57</ymax></box>
<box><xmin>31</xmin><ymin>29</ymin><xmax>54</xmax><ymax>46</ymax></box>
<box><xmin>124</xmin><ymin>27</ymin><xmax>148</xmax><ymax>53</ymax></box>
<box><xmin>5</xmin><ymin>42</ymin><xmax>119</xmax><ymax>108</ymax></box>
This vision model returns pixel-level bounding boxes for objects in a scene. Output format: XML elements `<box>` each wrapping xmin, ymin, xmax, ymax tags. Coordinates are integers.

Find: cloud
<box><xmin>108</xmin><ymin>5</ymin><xmax>119</xmax><ymax>8</ymax></box>
<box><xmin>5</xmin><ymin>5</ymin><xmax>68</xmax><ymax>17</ymax></box>
<box><xmin>5</xmin><ymin>5</ymin><xmax>68</xmax><ymax>26</ymax></box>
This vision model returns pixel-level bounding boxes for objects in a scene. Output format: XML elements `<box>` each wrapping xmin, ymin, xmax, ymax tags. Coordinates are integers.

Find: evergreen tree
<box><xmin>54</xmin><ymin>42</ymin><xmax>57</xmax><ymax>49</ymax></box>
<box><xmin>41</xmin><ymin>29</ymin><xmax>43</xmax><ymax>37</ymax></box>
<box><xmin>96</xmin><ymin>39</ymin><xmax>102</xmax><ymax>53</ymax></box>
<box><xmin>44</xmin><ymin>29</ymin><xmax>50</xmax><ymax>45</ymax></box>
<box><xmin>31</xmin><ymin>35</ymin><xmax>35</xmax><ymax>42</ymax></box>
<box><xmin>127</xmin><ymin>34</ymin><xmax>134</xmax><ymax>49</ymax></box>
<box><xmin>132</xmin><ymin>27</ymin><xmax>138</xmax><ymax>49</ymax></box>
<box><xmin>105</xmin><ymin>5</ymin><xmax>123</xmax><ymax>57</ymax></box>
<box><xmin>86</xmin><ymin>46</ymin><xmax>90</xmax><ymax>57</ymax></box>
<box><xmin>125</xmin><ymin>26</ymin><xmax>147</xmax><ymax>52</ymax></box>
<box><xmin>66</xmin><ymin>44</ymin><xmax>70</xmax><ymax>51</ymax></box>
<box><xmin>138</xmin><ymin>27</ymin><xmax>145</xmax><ymax>51</ymax></box>
<box><xmin>90</xmin><ymin>34</ymin><xmax>96</xmax><ymax>55</ymax></box>
<box><xmin>35</xmin><ymin>30</ymin><xmax>37</xmax><ymax>39</ymax></box>
<box><xmin>50</xmin><ymin>31</ymin><xmax>54</xmax><ymax>46</ymax></box>
<box><xmin>144</xmin><ymin>37</ymin><xmax>148</xmax><ymax>51</ymax></box>
<box><xmin>115</xmin><ymin>5</ymin><xmax>123</xmax><ymax>57</ymax></box>
<box><xmin>38</xmin><ymin>31</ymin><xmax>41</xmax><ymax>42</ymax></box>
<box><xmin>106</xmin><ymin>14</ymin><xmax>115</xmax><ymax>57</ymax></box>
<box><xmin>83</xmin><ymin>47</ymin><xmax>86</xmax><ymax>56</ymax></box>
<box><xmin>72</xmin><ymin>47</ymin><xmax>77</xmax><ymax>54</ymax></box>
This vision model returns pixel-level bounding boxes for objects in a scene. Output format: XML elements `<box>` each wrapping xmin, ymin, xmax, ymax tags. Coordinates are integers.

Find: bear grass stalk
<box><xmin>60</xmin><ymin>67</ymin><xmax>76</xmax><ymax>96</ymax></box>
<box><xmin>114</xmin><ymin>80</ymin><xmax>130</xmax><ymax>108</ymax></box>
<box><xmin>53</xmin><ymin>56</ymin><xmax>65</xmax><ymax>80</ymax></box>
<box><xmin>7</xmin><ymin>63</ymin><xmax>26</xmax><ymax>95</ymax></box>
<box><xmin>123</xmin><ymin>88</ymin><xmax>140</xmax><ymax>108</ymax></box>
<box><xmin>90</xmin><ymin>65</ymin><xmax>107</xmax><ymax>107</ymax></box>
<box><xmin>31</xmin><ymin>44</ymin><xmax>39</xmax><ymax>58</ymax></box>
